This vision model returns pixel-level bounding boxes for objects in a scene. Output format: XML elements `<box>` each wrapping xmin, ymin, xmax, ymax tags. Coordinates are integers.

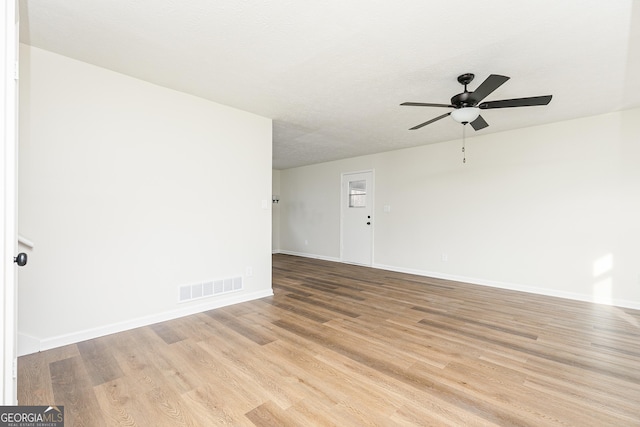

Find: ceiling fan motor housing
<box><xmin>451</xmin><ymin>91</ymin><xmax>476</xmax><ymax>108</ymax></box>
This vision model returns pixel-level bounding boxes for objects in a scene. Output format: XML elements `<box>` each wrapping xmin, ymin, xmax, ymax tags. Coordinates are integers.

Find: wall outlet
<box><xmin>304</xmin><ymin>239</ymin><xmax>308</xmax><ymax>245</ymax></box>
<box><xmin>441</xmin><ymin>253</ymin><xmax>448</xmax><ymax>262</ymax></box>
<box><xmin>246</xmin><ymin>266</ymin><xmax>253</xmax><ymax>277</ymax></box>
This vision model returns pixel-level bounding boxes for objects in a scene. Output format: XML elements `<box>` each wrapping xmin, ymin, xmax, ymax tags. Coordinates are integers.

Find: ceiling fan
<box><xmin>401</xmin><ymin>73</ymin><xmax>552</xmax><ymax>131</ymax></box>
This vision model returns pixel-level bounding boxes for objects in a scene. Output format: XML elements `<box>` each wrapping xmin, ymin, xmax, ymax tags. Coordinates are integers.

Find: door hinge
<box><xmin>14</xmin><ymin>61</ymin><xmax>19</xmax><ymax>80</ymax></box>
<box><xmin>12</xmin><ymin>359</ymin><xmax>17</xmax><ymax>379</ymax></box>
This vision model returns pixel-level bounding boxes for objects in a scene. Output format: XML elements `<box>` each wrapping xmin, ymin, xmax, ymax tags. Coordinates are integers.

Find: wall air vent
<box><xmin>179</xmin><ymin>276</ymin><xmax>243</xmax><ymax>303</ymax></box>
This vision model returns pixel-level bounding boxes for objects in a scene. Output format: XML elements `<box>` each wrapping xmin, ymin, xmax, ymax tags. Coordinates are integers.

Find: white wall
<box><xmin>18</xmin><ymin>45</ymin><xmax>273</xmax><ymax>354</ymax></box>
<box><xmin>279</xmin><ymin>108</ymin><xmax>640</xmax><ymax>309</ymax></box>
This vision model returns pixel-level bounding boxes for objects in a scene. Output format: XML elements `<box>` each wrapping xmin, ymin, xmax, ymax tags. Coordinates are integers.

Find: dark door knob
<box><xmin>14</xmin><ymin>253</ymin><xmax>27</xmax><ymax>267</ymax></box>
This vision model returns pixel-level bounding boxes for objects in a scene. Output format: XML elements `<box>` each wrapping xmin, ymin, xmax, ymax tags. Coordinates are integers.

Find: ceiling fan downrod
<box><xmin>457</xmin><ymin>73</ymin><xmax>474</xmax><ymax>93</ymax></box>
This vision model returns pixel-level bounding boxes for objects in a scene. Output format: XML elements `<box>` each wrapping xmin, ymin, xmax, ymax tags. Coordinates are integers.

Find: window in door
<box><xmin>348</xmin><ymin>180</ymin><xmax>367</xmax><ymax>208</ymax></box>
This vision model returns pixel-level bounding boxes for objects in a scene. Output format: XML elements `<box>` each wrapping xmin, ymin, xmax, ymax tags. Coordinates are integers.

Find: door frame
<box><xmin>340</xmin><ymin>169</ymin><xmax>374</xmax><ymax>266</ymax></box>
<box><xmin>1</xmin><ymin>0</ymin><xmax>18</xmax><ymax>405</ymax></box>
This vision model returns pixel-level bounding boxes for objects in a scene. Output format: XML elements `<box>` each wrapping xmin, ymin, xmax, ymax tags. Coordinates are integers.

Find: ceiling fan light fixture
<box><xmin>451</xmin><ymin>107</ymin><xmax>480</xmax><ymax>124</ymax></box>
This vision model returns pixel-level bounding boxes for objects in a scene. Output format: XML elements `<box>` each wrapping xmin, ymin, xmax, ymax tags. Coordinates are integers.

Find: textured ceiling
<box><xmin>19</xmin><ymin>1</ymin><xmax>640</xmax><ymax>169</ymax></box>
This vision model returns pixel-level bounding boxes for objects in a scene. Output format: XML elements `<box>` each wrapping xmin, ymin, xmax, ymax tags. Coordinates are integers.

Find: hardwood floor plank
<box><xmin>108</xmin><ymin>330</ymin><xmax>177</xmax><ymax>396</ymax></box>
<box><xmin>18</xmin><ymin>341</ymin><xmax>82</xmax><ymax>406</ymax></box>
<box><xmin>183</xmin><ymin>384</ymin><xmax>256</xmax><ymax>426</ymax></box>
<box><xmin>390</xmin><ymin>402</ymin><xmax>503</xmax><ymax>427</ymax></box>
<box><xmin>49</xmin><ymin>356</ymin><xmax>106</xmax><ymax>427</ymax></box>
<box><xmin>150</xmin><ymin>321</ymin><xmax>187</xmax><ymax>344</ymax></box>
<box><xmin>17</xmin><ymin>352</ymin><xmax>55</xmax><ymax>406</ymax></box>
<box><xmin>205</xmin><ymin>309</ymin><xmax>276</xmax><ymax>346</ymax></box>
<box><xmin>245</xmin><ymin>400</ymin><xmax>302</xmax><ymax>427</ymax></box>
<box><xmin>93</xmin><ymin>378</ymin><xmax>152</xmax><ymax>427</ymax></box>
<box><xmin>76</xmin><ymin>339</ymin><xmax>124</xmax><ymax>386</ymax></box>
<box><xmin>411</xmin><ymin>305</ymin><xmax>539</xmax><ymax>340</ymax></box>
<box><xmin>283</xmin><ymin>293</ymin><xmax>361</xmax><ymax>318</ymax></box>
<box><xmin>260</xmin><ymin>295</ymin><xmax>333</xmax><ymax>323</ymax></box>
<box><xmin>145</xmin><ymin>385</ymin><xmax>203</xmax><ymax>426</ymax></box>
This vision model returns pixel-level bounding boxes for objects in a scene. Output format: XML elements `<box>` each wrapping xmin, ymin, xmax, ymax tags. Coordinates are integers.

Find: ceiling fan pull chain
<box><xmin>462</xmin><ymin>124</ymin><xmax>466</xmax><ymax>163</ymax></box>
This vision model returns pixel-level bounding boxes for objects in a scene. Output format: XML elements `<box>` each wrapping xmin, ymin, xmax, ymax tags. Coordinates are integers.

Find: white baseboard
<box><xmin>373</xmin><ymin>263</ymin><xmax>640</xmax><ymax>311</ymax></box>
<box><xmin>277</xmin><ymin>250</ymin><xmax>340</xmax><ymax>263</ymax></box>
<box><xmin>18</xmin><ymin>288</ymin><xmax>273</xmax><ymax>357</ymax></box>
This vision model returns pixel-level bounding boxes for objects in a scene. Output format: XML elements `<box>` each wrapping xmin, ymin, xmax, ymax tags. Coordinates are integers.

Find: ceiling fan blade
<box><xmin>470</xmin><ymin>115</ymin><xmax>489</xmax><ymax>131</ymax></box>
<box><xmin>401</xmin><ymin>102</ymin><xmax>454</xmax><ymax>108</ymax></box>
<box><xmin>409</xmin><ymin>112</ymin><xmax>451</xmax><ymax>130</ymax></box>
<box><xmin>479</xmin><ymin>95</ymin><xmax>552</xmax><ymax>109</ymax></box>
<box><xmin>470</xmin><ymin>74</ymin><xmax>510</xmax><ymax>103</ymax></box>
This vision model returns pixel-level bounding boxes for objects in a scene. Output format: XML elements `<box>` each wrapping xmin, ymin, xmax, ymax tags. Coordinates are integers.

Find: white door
<box><xmin>341</xmin><ymin>171</ymin><xmax>373</xmax><ymax>266</ymax></box>
<box><xmin>1</xmin><ymin>0</ymin><xmax>19</xmax><ymax>405</ymax></box>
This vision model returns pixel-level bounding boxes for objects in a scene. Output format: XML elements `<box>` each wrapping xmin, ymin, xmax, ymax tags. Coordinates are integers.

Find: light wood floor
<box><xmin>18</xmin><ymin>254</ymin><xmax>640</xmax><ymax>426</ymax></box>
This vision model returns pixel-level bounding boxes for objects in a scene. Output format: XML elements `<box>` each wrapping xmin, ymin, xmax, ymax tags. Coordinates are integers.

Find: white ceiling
<box><xmin>19</xmin><ymin>0</ymin><xmax>640</xmax><ymax>169</ymax></box>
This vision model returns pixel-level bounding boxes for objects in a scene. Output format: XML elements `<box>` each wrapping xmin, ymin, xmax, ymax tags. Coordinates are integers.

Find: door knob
<box><xmin>14</xmin><ymin>253</ymin><xmax>27</xmax><ymax>267</ymax></box>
